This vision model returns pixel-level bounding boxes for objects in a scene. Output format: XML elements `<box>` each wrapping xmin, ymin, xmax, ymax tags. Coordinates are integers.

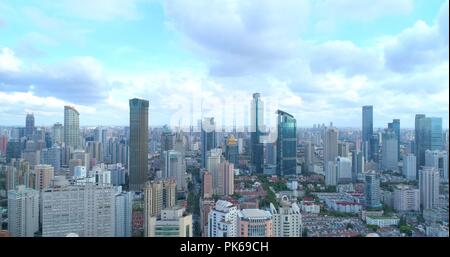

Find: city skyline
<box><xmin>0</xmin><ymin>0</ymin><xmax>448</xmax><ymax>128</ymax></box>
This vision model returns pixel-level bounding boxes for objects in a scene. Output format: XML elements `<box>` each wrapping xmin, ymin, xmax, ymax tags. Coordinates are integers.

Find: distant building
<box><xmin>366</xmin><ymin>216</ymin><xmax>399</xmax><ymax>227</ymax></box>
<box><xmin>33</xmin><ymin>164</ymin><xmax>54</xmax><ymax>191</ymax></box>
<box><xmin>201</xmin><ymin>117</ymin><xmax>216</xmax><ymax>169</ymax></box>
<box><xmin>403</xmin><ymin>154</ymin><xmax>417</xmax><ymax>181</ymax></box>
<box><xmin>115</xmin><ymin>188</ymin><xmax>133</xmax><ymax>237</ymax></box>
<box><xmin>202</xmin><ymin>171</ymin><xmax>213</xmax><ymax>199</ymax></box>
<box><xmin>336</xmin><ymin>157</ymin><xmax>352</xmax><ymax>183</ymax></box>
<box><xmin>415</xmin><ymin>115</ymin><xmax>442</xmax><ymax>170</ymax></box>
<box><xmin>269</xmin><ymin>202</ymin><xmax>302</xmax><ymax>237</ymax></box>
<box><xmin>128</xmin><ymin>98</ymin><xmax>149</xmax><ymax>191</ymax></box>
<box><xmin>146</xmin><ymin>207</ymin><xmax>192</xmax><ymax>237</ymax></box>
<box><xmin>250</xmin><ymin>93</ymin><xmax>264</xmax><ymax>173</ymax></box>
<box><xmin>225</xmin><ymin>135</ymin><xmax>239</xmax><ymax>167</ymax></box>
<box><xmin>276</xmin><ymin>110</ymin><xmax>297</xmax><ymax>176</ymax></box>
<box><xmin>425</xmin><ymin>150</ymin><xmax>448</xmax><ymax>182</ymax></box>
<box><xmin>238</xmin><ymin>209</ymin><xmax>273</xmax><ymax>237</ymax></box>
<box><xmin>419</xmin><ymin>167</ymin><xmax>440</xmax><ymax>210</ymax></box>
<box><xmin>393</xmin><ymin>185</ymin><xmax>420</xmax><ymax>212</ymax></box>
<box><xmin>208</xmin><ymin>200</ymin><xmax>239</xmax><ymax>237</ymax></box>
<box><xmin>7</xmin><ymin>186</ymin><xmax>39</xmax><ymax>237</ymax></box>
<box><xmin>64</xmin><ymin>106</ymin><xmax>80</xmax><ymax>150</ymax></box>
<box><xmin>365</xmin><ymin>171</ymin><xmax>382</xmax><ymax>209</ymax></box>
<box><xmin>381</xmin><ymin>129</ymin><xmax>398</xmax><ymax>171</ymax></box>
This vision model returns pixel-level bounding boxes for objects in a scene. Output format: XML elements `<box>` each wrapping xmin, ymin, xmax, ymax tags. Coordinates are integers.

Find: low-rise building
<box><xmin>366</xmin><ymin>216</ymin><xmax>399</xmax><ymax>227</ymax></box>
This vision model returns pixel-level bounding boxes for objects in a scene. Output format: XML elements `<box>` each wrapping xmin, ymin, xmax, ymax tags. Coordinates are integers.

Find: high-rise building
<box><xmin>365</xmin><ymin>171</ymin><xmax>381</xmax><ymax>209</ymax></box>
<box><xmin>269</xmin><ymin>202</ymin><xmax>302</xmax><ymax>237</ymax></box>
<box><xmin>6</xmin><ymin>140</ymin><xmax>21</xmax><ymax>163</ymax></box>
<box><xmin>362</xmin><ymin>106</ymin><xmax>373</xmax><ymax>161</ymax></box>
<box><xmin>325</xmin><ymin>161</ymin><xmax>337</xmax><ymax>186</ymax></box>
<box><xmin>87</xmin><ymin>141</ymin><xmax>103</xmax><ymax>164</ymax></box>
<box><xmin>388</xmin><ymin>119</ymin><xmax>400</xmax><ymax>161</ymax></box>
<box><xmin>238</xmin><ymin>209</ymin><xmax>273</xmax><ymax>237</ymax></box>
<box><xmin>52</xmin><ymin>123</ymin><xmax>63</xmax><ymax>145</ymax></box>
<box><xmin>162</xmin><ymin>150</ymin><xmax>187</xmax><ymax>192</ymax></box>
<box><xmin>351</xmin><ymin>150</ymin><xmax>364</xmax><ymax>182</ymax></box>
<box><xmin>208</xmin><ymin>200</ymin><xmax>239</xmax><ymax>237</ymax></box>
<box><xmin>0</xmin><ymin>134</ymin><xmax>8</xmax><ymax>155</ymax></box>
<box><xmin>25</xmin><ymin>114</ymin><xmax>35</xmax><ymax>139</ymax></box>
<box><xmin>419</xmin><ymin>167</ymin><xmax>440</xmax><ymax>210</ymax></box>
<box><xmin>276</xmin><ymin>110</ymin><xmax>297</xmax><ymax>176</ymax></box>
<box><xmin>225</xmin><ymin>135</ymin><xmax>239</xmax><ymax>168</ymax></box>
<box><xmin>129</xmin><ymin>98</ymin><xmax>149</xmax><ymax>191</ymax></box>
<box><xmin>425</xmin><ymin>150</ymin><xmax>448</xmax><ymax>182</ymax></box>
<box><xmin>415</xmin><ymin>115</ymin><xmax>443</xmax><ymax>169</ymax></box>
<box><xmin>161</xmin><ymin>125</ymin><xmax>174</xmax><ymax>152</ymax></box>
<box><xmin>202</xmin><ymin>171</ymin><xmax>213</xmax><ymax>199</ymax></box>
<box><xmin>201</xmin><ymin>117</ymin><xmax>216</xmax><ymax>169</ymax></box>
<box><xmin>219</xmin><ymin>160</ymin><xmax>234</xmax><ymax>196</ymax></box>
<box><xmin>250</xmin><ymin>93</ymin><xmax>264</xmax><ymax>173</ymax></box>
<box><xmin>41</xmin><ymin>180</ymin><xmax>116</xmax><ymax>237</ymax></box>
<box><xmin>64</xmin><ymin>106</ymin><xmax>80</xmax><ymax>150</ymax></box>
<box><xmin>33</xmin><ymin>164</ymin><xmax>54</xmax><ymax>191</ymax></box>
<box><xmin>403</xmin><ymin>154</ymin><xmax>417</xmax><ymax>181</ymax></box>
<box><xmin>144</xmin><ymin>179</ymin><xmax>176</xmax><ymax>235</ymax></box>
<box><xmin>146</xmin><ymin>207</ymin><xmax>193</xmax><ymax>237</ymax></box>
<box><xmin>324</xmin><ymin>127</ymin><xmax>338</xmax><ymax>164</ymax></box>
<box><xmin>40</xmin><ymin>145</ymin><xmax>61</xmax><ymax>172</ymax></box>
<box><xmin>336</xmin><ymin>157</ymin><xmax>352</xmax><ymax>183</ymax></box>
<box><xmin>393</xmin><ymin>185</ymin><xmax>420</xmax><ymax>212</ymax></box>
<box><xmin>304</xmin><ymin>141</ymin><xmax>313</xmax><ymax>173</ymax></box>
<box><xmin>115</xmin><ymin>188</ymin><xmax>133</xmax><ymax>237</ymax></box>
<box><xmin>7</xmin><ymin>186</ymin><xmax>39</xmax><ymax>237</ymax></box>
<box><xmin>381</xmin><ymin>129</ymin><xmax>398</xmax><ymax>171</ymax></box>
<box><xmin>338</xmin><ymin>141</ymin><xmax>350</xmax><ymax>158</ymax></box>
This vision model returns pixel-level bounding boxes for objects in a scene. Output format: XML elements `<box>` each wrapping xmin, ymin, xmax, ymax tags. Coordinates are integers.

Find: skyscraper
<box><xmin>129</xmin><ymin>98</ymin><xmax>149</xmax><ymax>191</ymax></box>
<box><xmin>225</xmin><ymin>135</ymin><xmax>239</xmax><ymax>167</ymax></box>
<box><xmin>365</xmin><ymin>171</ymin><xmax>381</xmax><ymax>209</ymax></box>
<box><xmin>162</xmin><ymin>150</ymin><xmax>186</xmax><ymax>192</ymax></box>
<box><xmin>276</xmin><ymin>110</ymin><xmax>297</xmax><ymax>176</ymax></box>
<box><xmin>403</xmin><ymin>154</ymin><xmax>417</xmax><ymax>181</ymax></box>
<box><xmin>64</xmin><ymin>106</ymin><xmax>80</xmax><ymax>150</ymax></box>
<box><xmin>381</xmin><ymin>129</ymin><xmax>398</xmax><ymax>171</ymax></box>
<box><xmin>388</xmin><ymin>119</ymin><xmax>400</xmax><ymax>161</ymax></box>
<box><xmin>7</xmin><ymin>185</ymin><xmax>39</xmax><ymax>237</ymax></box>
<box><xmin>362</xmin><ymin>106</ymin><xmax>373</xmax><ymax>161</ymax></box>
<box><xmin>161</xmin><ymin>125</ymin><xmax>174</xmax><ymax>152</ymax></box>
<box><xmin>324</xmin><ymin>127</ymin><xmax>338</xmax><ymax>163</ymax></box>
<box><xmin>250</xmin><ymin>93</ymin><xmax>264</xmax><ymax>173</ymax></box>
<box><xmin>419</xmin><ymin>167</ymin><xmax>440</xmax><ymax>210</ymax></box>
<box><xmin>202</xmin><ymin>171</ymin><xmax>213</xmax><ymax>199</ymax></box>
<box><xmin>25</xmin><ymin>113</ymin><xmax>35</xmax><ymax>139</ymax></box>
<box><xmin>351</xmin><ymin>150</ymin><xmax>364</xmax><ymax>182</ymax></box>
<box><xmin>201</xmin><ymin>117</ymin><xmax>216</xmax><ymax>169</ymax></box>
<box><xmin>115</xmin><ymin>188</ymin><xmax>133</xmax><ymax>237</ymax></box>
<box><xmin>415</xmin><ymin>115</ymin><xmax>443</xmax><ymax>170</ymax></box>
<box><xmin>425</xmin><ymin>150</ymin><xmax>448</xmax><ymax>182</ymax></box>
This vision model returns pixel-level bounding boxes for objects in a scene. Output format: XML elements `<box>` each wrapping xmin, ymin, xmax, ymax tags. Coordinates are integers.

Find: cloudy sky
<box><xmin>0</xmin><ymin>0</ymin><xmax>448</xmax><ymax>129</ymax></box>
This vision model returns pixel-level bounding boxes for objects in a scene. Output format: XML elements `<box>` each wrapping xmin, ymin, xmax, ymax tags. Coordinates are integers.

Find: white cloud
<box><xmin>0</xmin><ymin>48</ymin><xmax>22</xmax><ymax>72</ymax></box>
<box><xmin>61</xmin><ymin>0</ymin><xmax>145</xmax><ymax>21</ymax></box>
<box><xmin>313</xmin><ymin>0</ymin><xmax>413</xmax><ymax>21</ymax></box>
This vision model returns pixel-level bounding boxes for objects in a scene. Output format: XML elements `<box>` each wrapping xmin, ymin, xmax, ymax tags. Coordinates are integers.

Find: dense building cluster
<box><xmin>0</xmin><ymin>94</ymin><xmax>448</xmax><ymax>237</ymax></box>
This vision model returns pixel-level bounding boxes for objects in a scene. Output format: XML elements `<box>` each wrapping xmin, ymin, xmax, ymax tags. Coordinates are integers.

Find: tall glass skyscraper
<box><xmin>415</xmin><ymin>115</ymin><xmax>443</xmax><ymax>170</ymax></box>
<box><xmin>25</xmin><ymin>113</ymin><xmax>35</xmax><ymax>139</ymax></box>
<box><xmin>129</xmin><ymin>98</ymin><xmax>149</xmax><ymax>191</ymax></box>
<box><xmin>64</xmin><ymin>106</ymin><xmax>80</xmax><ymax>150</ymax></box>
<box><xmin>276</xmin><ymin>110</ymin><xmax>297</xmax><ymax>176</ymax></box>
<box><xmin>362</xmin><ymin>106</ymin><xmax>373</xmax><ymax>161</ymax></box>
<box><xmin>250</xmin><ymin>93</ymin><xmax>264</xmax><ymax>173</ymax></box>
<box><xmin>388</xmin><ymin>119</ymin><xmax>400</xmax><ymax>161</ymax></box>
<box><xmin>201</xmin><ymin>117</ymin><xmax>216</xmax><ymax>168</ymax></box>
